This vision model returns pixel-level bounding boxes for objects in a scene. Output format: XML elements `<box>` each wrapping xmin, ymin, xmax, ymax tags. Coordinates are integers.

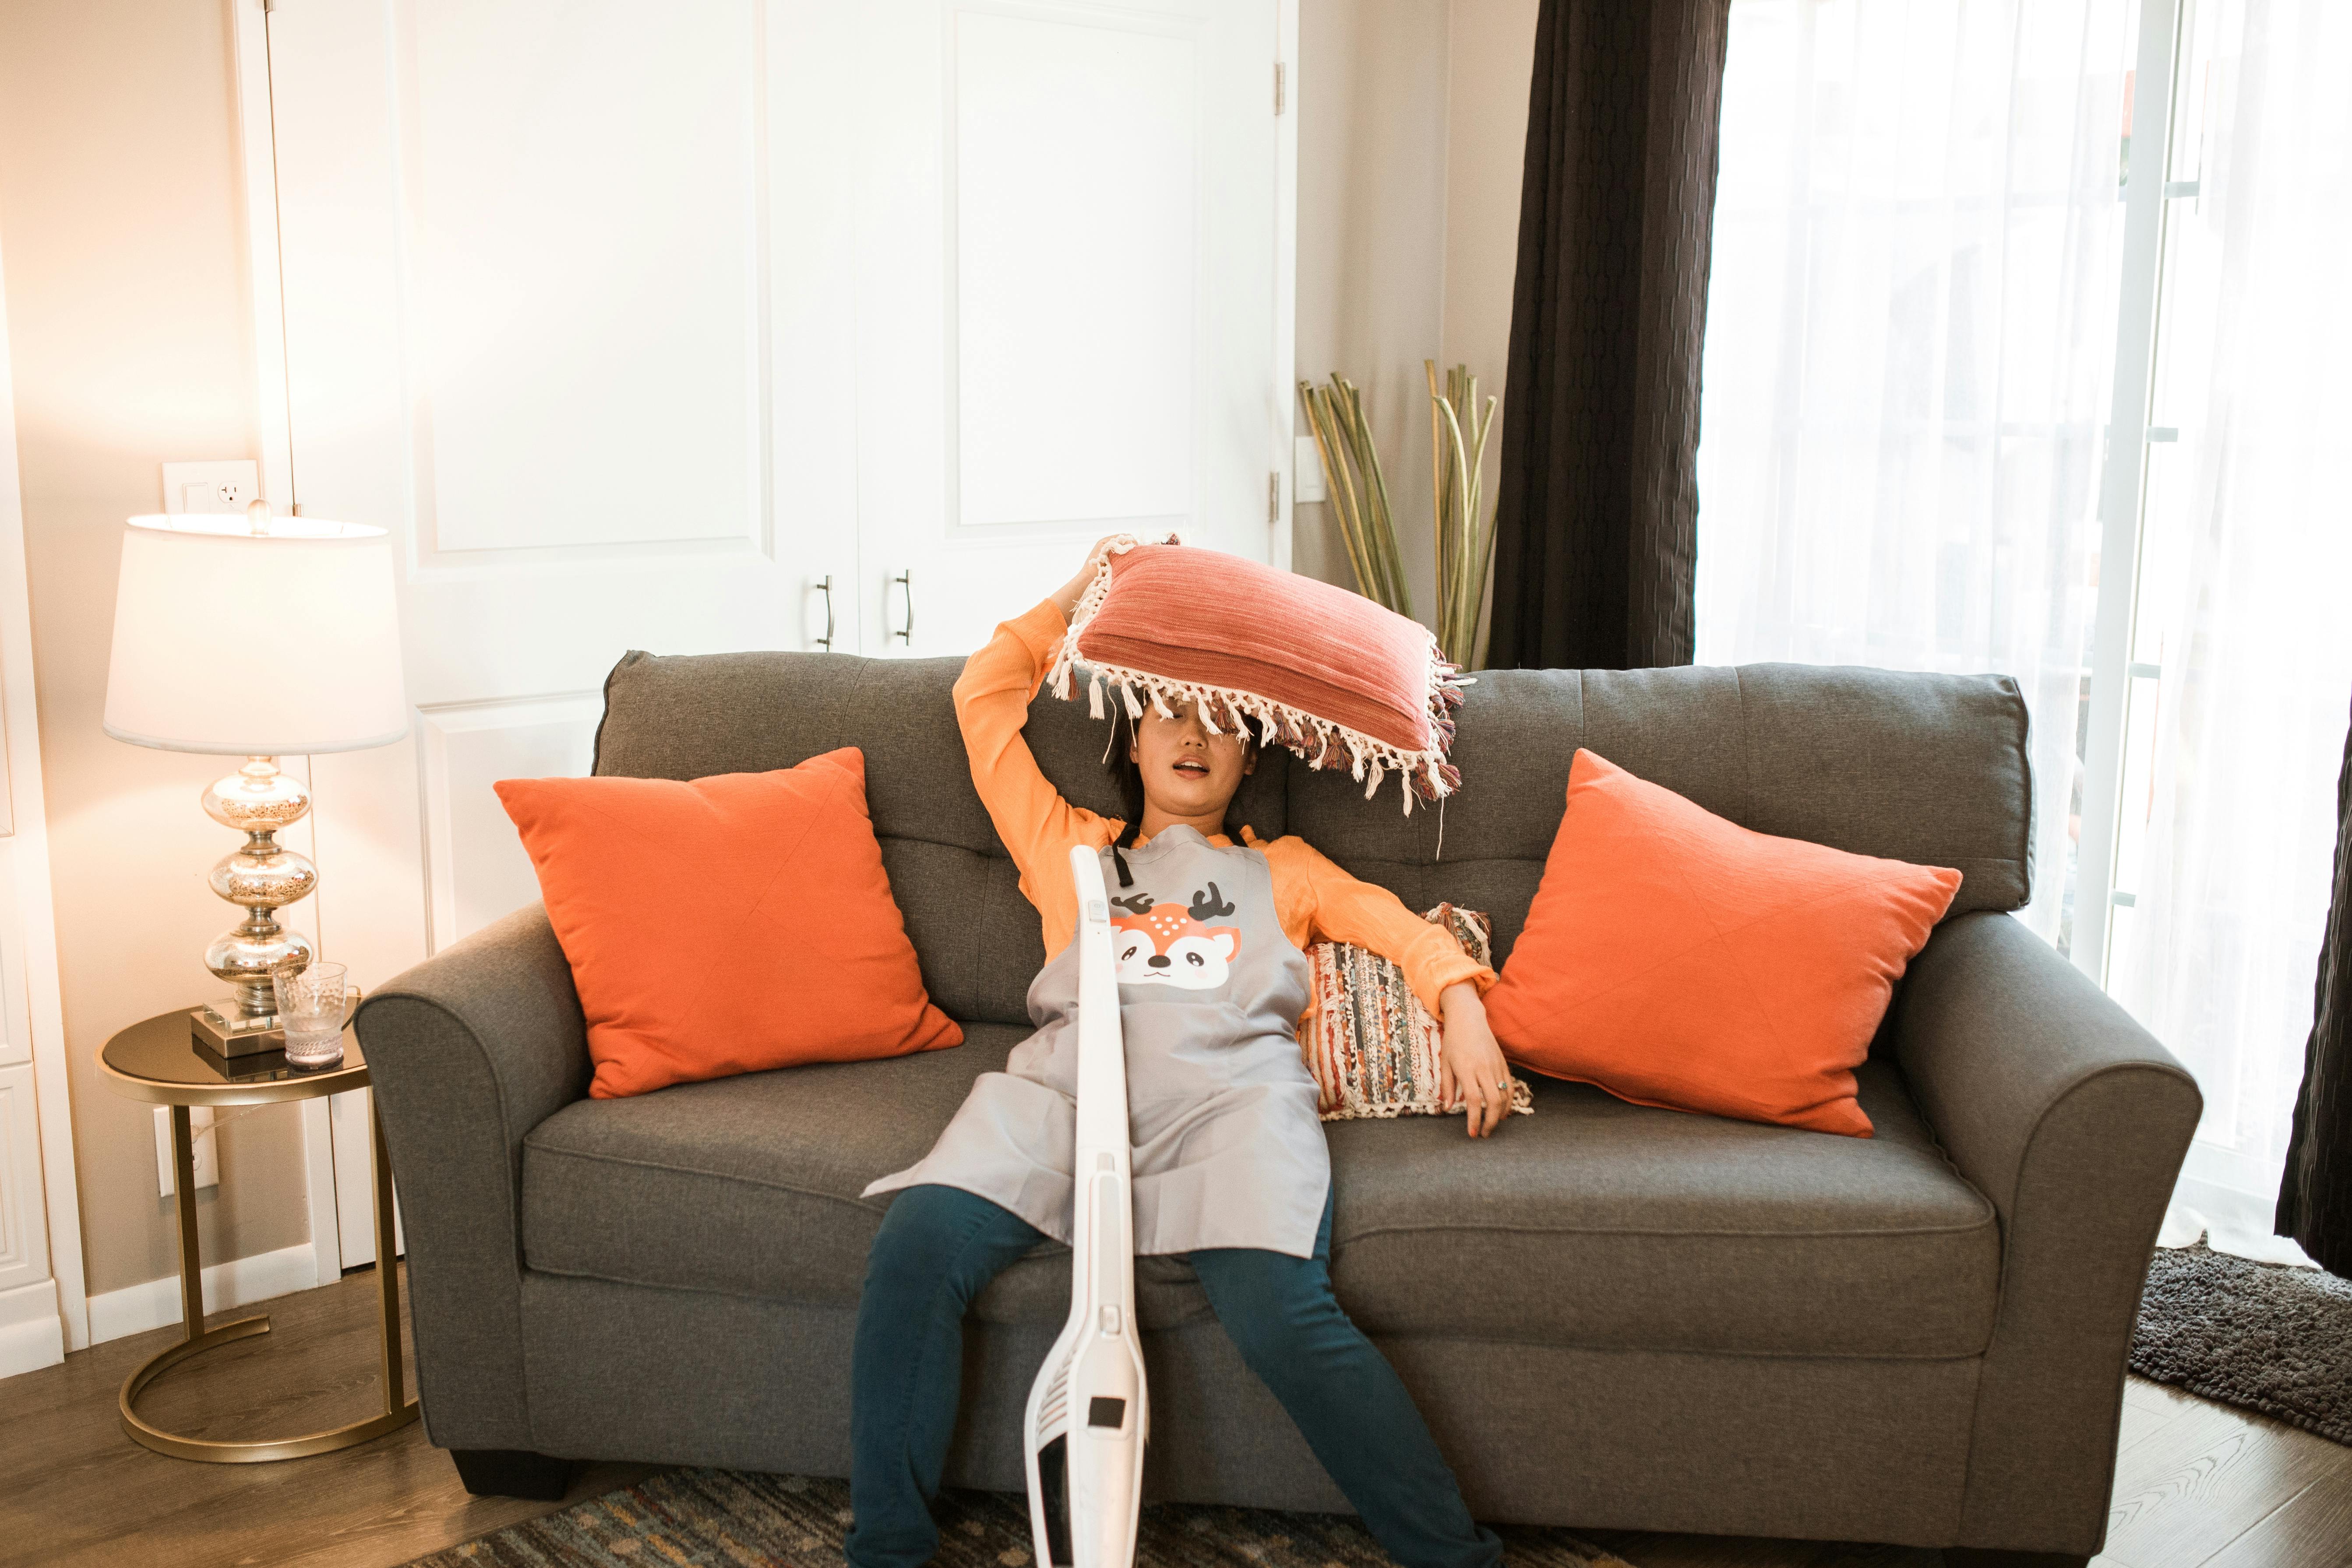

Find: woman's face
<box><xmin>1130</xmin><ymin>701</ymin><xmax>1255</xmax><ymax>823</ymax></box>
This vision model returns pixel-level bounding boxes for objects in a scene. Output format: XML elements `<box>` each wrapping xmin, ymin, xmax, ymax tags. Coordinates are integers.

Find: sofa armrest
<box><xmin>354</xmin><ymin>902</ymin><xmax>590</xmax><ymax>1452</ymax></box>
<box><xmin>1892</xmin><ymin>911</ymin><xmax>2201</xmax><ymax>1555</ymax></box>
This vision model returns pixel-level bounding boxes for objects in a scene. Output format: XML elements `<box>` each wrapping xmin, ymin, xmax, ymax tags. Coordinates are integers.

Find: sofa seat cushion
<box><xmin>520</xmin><ymin>1024</ymin><xmax>1215</xmax><ymax>1331</ymax></box>
<box><xmin>522</xmin><ymin>1029</ymin><xmax>1995</xmax><ymax>1359</ymax></box>
<box><xmin>1325</xmin><ymin>1057</ymin><xmax>1999</xmax><ymax>1358</ymax></box>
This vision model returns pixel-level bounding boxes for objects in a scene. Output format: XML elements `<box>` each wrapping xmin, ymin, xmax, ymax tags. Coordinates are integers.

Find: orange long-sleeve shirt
<box><xmin>953</xmin><ymin>600</ymin><xmax>1495</xmax><ymax>1017</ymax></box>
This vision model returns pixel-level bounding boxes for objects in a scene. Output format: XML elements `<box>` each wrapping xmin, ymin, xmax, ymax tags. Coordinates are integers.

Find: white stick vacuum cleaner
<box><xmin>1022</xmin><ymin>845</ymin><xmax>1149</xmax><ymax>1568</ymax></box>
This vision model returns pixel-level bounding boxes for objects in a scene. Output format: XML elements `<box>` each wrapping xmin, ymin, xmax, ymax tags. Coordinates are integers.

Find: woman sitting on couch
<box><xmin>846</xmin><ymin>542</ymin><xmax>1512</xmax><ymax>1568</ymax></box>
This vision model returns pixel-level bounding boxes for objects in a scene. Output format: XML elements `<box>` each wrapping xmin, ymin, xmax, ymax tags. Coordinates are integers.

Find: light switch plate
<box><xmin>155</xmin><ymin>1106</ymin><xmax>219</xmax><ymax>1197</ymax></box>
<box><xmin>162</xmin><ymin>459</ymin><xmax>260</xmax><ymax>515</ymax></box>
<box><xmin>1293</xmin><ymin>435</ymin><xmax>1327</xmax><ymax>504</ymax></box>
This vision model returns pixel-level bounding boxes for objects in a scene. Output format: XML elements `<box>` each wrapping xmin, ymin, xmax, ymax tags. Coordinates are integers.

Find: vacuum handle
<box><xmin>1068</xmin><ymin>845</ymin><xmax>1130</xmax><ymax>1142</ymax></box>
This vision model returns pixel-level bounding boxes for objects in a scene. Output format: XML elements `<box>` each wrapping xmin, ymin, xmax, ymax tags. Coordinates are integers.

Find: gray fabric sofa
<box><xmin>355</xmin><ymin>652</ymin><xmax>2201</xmax><ymax>1564</ymax></box>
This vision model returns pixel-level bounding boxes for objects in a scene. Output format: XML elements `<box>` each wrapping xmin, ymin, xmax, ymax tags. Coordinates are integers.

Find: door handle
<box><xmin>892</xmin><ymin>569</ymin><xmax>914</xmax><ymax>644</ymax></box>
<box><xmin>810</xmin><ymin>574</ymin><xmax>835</xmax><ymax>650</ymax></box>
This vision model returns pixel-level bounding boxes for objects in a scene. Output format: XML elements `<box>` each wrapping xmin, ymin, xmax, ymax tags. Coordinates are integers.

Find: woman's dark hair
<box><xmin>1102</xmin><ymin>705</ymin><xmax>1259</xmax><ymax>849</ymax></box>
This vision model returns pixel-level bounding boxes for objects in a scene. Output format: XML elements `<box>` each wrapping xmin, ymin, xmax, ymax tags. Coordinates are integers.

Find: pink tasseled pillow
<box><xmin>1046</xmin><ymin>537</ymin><xmax>1465</xmax><ymax>810</ymax></box>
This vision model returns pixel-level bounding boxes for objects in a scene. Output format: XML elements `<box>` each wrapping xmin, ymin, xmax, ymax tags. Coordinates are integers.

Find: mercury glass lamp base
<box><xmin>198</xmin><ymin>756</ymin><xmax>318</xmax><ymax>1047</ymax></box>
<box><xmin>193</xmin><ymin>1001</ymin><xmax>286</xmax><ymax>1058</ymax></box>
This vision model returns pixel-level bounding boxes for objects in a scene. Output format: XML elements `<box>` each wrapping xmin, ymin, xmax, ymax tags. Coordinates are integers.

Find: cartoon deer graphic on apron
<box><xmin>1108</xmin><ymin>882</ymin><xmax>1240</xmax><ymax>988</ymax></box>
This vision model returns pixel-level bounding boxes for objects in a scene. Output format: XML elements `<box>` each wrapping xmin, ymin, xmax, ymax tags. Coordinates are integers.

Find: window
<box><xmin>1697</xmin><ymin>0</ymin><xmax>2135</xmax><ymax>948</ymax></box>
<box><xmin>1698</xmin><ymin>0</ymin><xmax>2352</xmax><ymax>1258</ymax></box>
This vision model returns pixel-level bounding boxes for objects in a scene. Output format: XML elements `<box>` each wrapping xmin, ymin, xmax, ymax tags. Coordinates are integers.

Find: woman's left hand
<box><xmin>1436</xmin><ymin>983</ymin><xmax>1512</xmax><ymax>1139</ymax></box>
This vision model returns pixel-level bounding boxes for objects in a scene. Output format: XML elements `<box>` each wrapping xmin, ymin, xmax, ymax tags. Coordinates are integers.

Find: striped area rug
<box><xmin>407</xmin><ymin>1469</ymin><xmax>1630</xmax><ymax>1568</ymax></box>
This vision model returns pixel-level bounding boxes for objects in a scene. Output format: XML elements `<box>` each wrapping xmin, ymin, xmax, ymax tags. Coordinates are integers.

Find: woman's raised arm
<box><xmin>953</xmin><ymin>596</ymin><xmax>1114</xmax><ymax>956</ymax></box>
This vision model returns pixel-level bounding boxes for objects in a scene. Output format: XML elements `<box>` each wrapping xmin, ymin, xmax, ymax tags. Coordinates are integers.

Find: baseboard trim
<box><xmin>0</xmin><ymin>1278</ymin><xmax>66</xmax><ymax>1378</ymax></box>
<box><xmin>85</xmin><ymin>1241</ymin><xmax>319</xmax><ymax>1346</ymax></box>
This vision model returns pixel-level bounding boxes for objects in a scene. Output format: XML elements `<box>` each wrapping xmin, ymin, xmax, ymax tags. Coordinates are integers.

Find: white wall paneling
<box><xmin>417</xmin><ymin>694</ymin><xmax>603</xmax><ymax>954</ymax></box>
<box><xmin>0</xmin><ymin>1069</ymin><xmax>62</xmax><ymax>1392</ymax></box>
<box><xmin>268</xmin><ymin>0</ymin><xmax>846</xmax><ymax>690</ymax></box>
<box><xmin>0</xmin><ymin>1276</ymin><xmax>63</xmax><ymax>1378</ymax></box>
<box><xmin>0</xmin><ymin>1064</ymin><xmax>45</xmax><ymax>1294</ymax></box>
<box><xmin>329</xmin><ymin>1089</ymin><xmax>406</xmax><ymax>1272</ymax></box>
<box><xmin>404</xmin><ymin>7</ymin><xmax>769</xmax><ymax>564</ymax></box>
<box><xmin>856</xmin><ymin>0</ymin><xmax>1287</xmax><ymax>656</ymax></box>
<box><xmin>951</xmin><ymin>7</ymin><xmax>1200</xmax><ymax>534</ymax></box>
<box><xmin>299</xmin><ymin>1099</ymin><xmax>339</xmax><ymax>1291</ymax></box>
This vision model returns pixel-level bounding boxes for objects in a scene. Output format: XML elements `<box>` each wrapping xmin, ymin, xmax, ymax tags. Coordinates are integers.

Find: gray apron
<box><xmin>863</xmin><ymin>828</ymin><xmax>1326</xmax><ymax>1257</ymax></box>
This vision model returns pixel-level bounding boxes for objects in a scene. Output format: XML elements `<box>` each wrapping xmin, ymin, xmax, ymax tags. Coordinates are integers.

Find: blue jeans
<box><xmin>845</xmin><ymin>1184</ymin><xmax>1502</xmax><ymax>1568</ymax></box>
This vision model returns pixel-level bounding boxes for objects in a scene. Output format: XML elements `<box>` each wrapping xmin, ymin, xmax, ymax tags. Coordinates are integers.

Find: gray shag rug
<box><xmin>2133</xmin><ymin>1241</ymin><xmax>2352</xmax><ymax>1446</ymax></box>
<box><xmin>407</xmin><ymin>1469</ymin><xmax>1630</xmax><ymax>1568</ymax></box>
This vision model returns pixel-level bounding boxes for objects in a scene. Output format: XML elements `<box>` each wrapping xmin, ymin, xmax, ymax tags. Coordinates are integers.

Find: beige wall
<box><xmin>1295</xmin><ymin>0</ymin><xmax>1452</xmax><ymax>607</ymax></box>
<box><xmin>1293</xmin><ymin>0</ymin><xmax>1537</xmax><ymax>631</ymax></box>
<box><xmin>1441</xmin><ymin>0</ymin><xmax>1540</xmax><ymax>558</ymax></box>
<box><xmin>0</xmin><ymin>0</ymin><xmax>313</xmax><ymax>1299</ymax></box>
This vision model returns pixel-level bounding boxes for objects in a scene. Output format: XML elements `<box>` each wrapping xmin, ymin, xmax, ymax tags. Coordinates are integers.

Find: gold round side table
<box><xmin>98</xmin><ymin>1009</ymin><xmax>420</xmax><ymax>1462</ymax></box>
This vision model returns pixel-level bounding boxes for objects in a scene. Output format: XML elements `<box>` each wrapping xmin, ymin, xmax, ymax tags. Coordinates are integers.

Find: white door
<box><xmin>0</xmin><ymin>674</ymin><xmax>77</xmax><ymax>1361</ymax></box>
<box><xmin>0</xmin><ymin>235</ymin><xmax>84</xmax><ymax>1369</ymax></box>
<box><xmin>263</xmin><ymin>0</ymin><xmax>870</xmax><ymax>1262</ymax></box>
<box><xmin>265</xmin><ymin>0</ymin><xmax>860</xmax><ymax>937</ymax></box>
<box><xmin>853</xmin><ymin>0</ymin><xmax>1289</xmax><ymax>655</ymax></box>
<box><xmin>257</xmin><ymin>1</ymin><xmax>1291</xmax><ymax>1261</ymax></box>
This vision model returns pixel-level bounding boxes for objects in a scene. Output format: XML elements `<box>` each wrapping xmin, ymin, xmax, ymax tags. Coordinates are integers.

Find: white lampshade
<box><xmin>103</xmin><ymin>514</ymin><xmax>409</xmax><ymax>755</ymax></box>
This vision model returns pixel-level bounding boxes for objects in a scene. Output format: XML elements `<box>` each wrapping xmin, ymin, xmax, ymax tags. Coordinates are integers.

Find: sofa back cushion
<box><xmin>591</xmin><ymin>651</ymin><xmax>2027</xmax><ymax>1020</ymax></box>
<box><xmin>1287</xmin><ymin>664</ymin><xmax>2030</xmax><ymax>967</ymax></box>
<box><xmin>592</xmin><ymin>650</ymin><xmax>1289</xmax><ymax>1027</ymax></box>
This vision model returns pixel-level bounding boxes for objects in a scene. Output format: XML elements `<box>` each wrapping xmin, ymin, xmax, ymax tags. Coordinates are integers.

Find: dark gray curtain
<box><xmin>1488</xmin><ymin>0</ymin><xmax>1731</xmax><ymax>671</ymax></box>
<box><xmin>2277</xmin><ymin>695</ymin><xmax>2352</xmax><ymax>1275</ymax></box>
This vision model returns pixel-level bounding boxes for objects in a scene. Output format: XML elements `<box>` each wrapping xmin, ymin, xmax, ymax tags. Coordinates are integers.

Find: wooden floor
<box><xmin>2</xmin><ymin>1267</ymin><xmax>2346</xmax><ymax>1568</ymax></box>
<box><xmin>1576</xmin><ymin>1374</ymin><xmax>2352</xmax><ymax>1568</ymax></box>
<box><xmin>0</xmin><ymin>1265</ymin><xmax>654</xmax><ymax>1568</ymax></box>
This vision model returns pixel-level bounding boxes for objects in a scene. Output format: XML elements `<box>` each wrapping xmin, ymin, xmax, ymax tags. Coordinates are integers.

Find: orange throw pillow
<box><xmin>1484</xmin><ymin>750</ymin><xmax>1961</xmax><ymax>1137</ymax></box>
<box><xmin>496</xmin><ymin>748</ymin><xmax>961</xmax><ymax>1099</ymax></box>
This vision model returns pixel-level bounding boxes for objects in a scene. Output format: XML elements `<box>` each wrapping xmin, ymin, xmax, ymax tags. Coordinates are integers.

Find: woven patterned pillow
<box><xmin>1303</xmin><ymin>905</ymin><xmax>1534</xmax><ymax>1122</ymax></box>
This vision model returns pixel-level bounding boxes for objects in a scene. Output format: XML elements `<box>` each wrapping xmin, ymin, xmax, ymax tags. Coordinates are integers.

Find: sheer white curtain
<box><xmin>1703</xmin><ymin>0</ymin><xmax>2352</xmax><ymax>1267</ymax></box>
<box><xmin>1695</xmin><ymin>0</ymin><xmax>2134</xmax><ymax>946</ymax></box>
<box><xmin>2108</xmin><ymin>0</ymin><xmax>2352</xmax><ymax>1264</ymax></box>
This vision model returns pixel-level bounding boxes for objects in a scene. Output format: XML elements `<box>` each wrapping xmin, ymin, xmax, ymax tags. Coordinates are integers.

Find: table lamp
<box><xmin>102</xmin><ymin>504</ymin><xmax>407</xmax><ymax>1054</ymax></box>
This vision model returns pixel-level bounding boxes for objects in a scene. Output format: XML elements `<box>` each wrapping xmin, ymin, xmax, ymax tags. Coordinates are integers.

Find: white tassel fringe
<box><xmin>1040</xmin><ymin>533</ymin><xmax>1467</xmax><ymax>809</ymax></box>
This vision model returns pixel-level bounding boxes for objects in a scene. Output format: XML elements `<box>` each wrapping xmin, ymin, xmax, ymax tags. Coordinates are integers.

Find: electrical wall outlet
<box><xmin>1293</xmin><ymin>435</ymin><xmax>1327</xmax><ymax>504</ymax></box>
<box><xmin>161</xmin><ymin>459</ymin><xmax>261</xmax><ymax>516</ymax></box>
<box><xmin>155</xmin><ymin>1106</ymin><xmax>219</xmax><ymax>1198</ymax></box>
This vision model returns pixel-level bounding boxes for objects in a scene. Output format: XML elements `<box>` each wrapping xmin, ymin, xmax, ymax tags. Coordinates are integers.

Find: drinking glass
<box><xmin>275</xmin><ymin>961</ymin><xmax>351</xmax><ymax>1068</ymax></box>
